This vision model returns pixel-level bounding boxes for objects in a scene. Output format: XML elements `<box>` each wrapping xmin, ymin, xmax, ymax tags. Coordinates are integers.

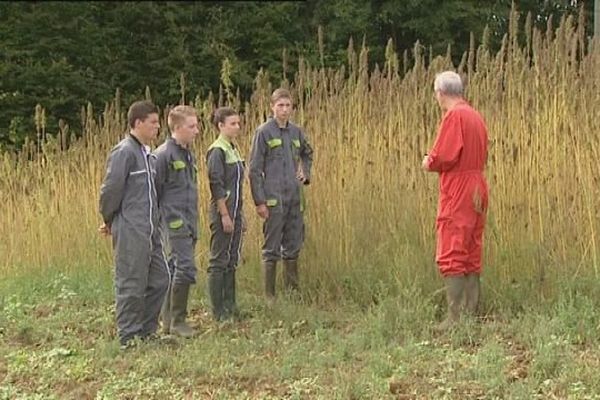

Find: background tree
<box><xmin>0</xmin><ymin>0</ymin><xmax>593</xmax><ymax>150</ymax></box>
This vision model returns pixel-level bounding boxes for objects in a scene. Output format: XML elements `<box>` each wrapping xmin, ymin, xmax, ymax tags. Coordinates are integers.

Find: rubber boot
<box><xmin>159</xmin><ymin>283</ymin><xmax>172</xmax><ymax>334</ymax></box>
<box><xmin>223</xmin><ymin>267</ymin><xmax>237</xmax><ymax>319</ymax></box>
<box><xmin>434</xmin><ymin>275</ymin><xmax>466</xmax><ymax>332</ymax></box>
<box><xmin>208</xmin><ymin>270</ymin><xmax>225</xmax><ymax>321</ymax></box>
<box><xmin>170</xmin><ymin>283</ymin><xmax>196</xmax><ymax>338</ymax></box>
<box><xmin>283</xmin><ymin>259</ymin><xmax>300</xmax><ymax>292</ymax></box>
<box><xmin>263</xmin><ymin>260</ymin><xmax>277</xmax><ymax>306</ymax></box>
<box><xmin>465</xmin><ymin>273</ymin><xmax>481</xmax><ymax>316</ymax></box>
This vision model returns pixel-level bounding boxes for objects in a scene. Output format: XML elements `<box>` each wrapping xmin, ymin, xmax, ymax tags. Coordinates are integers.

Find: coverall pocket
<box><xmin>264</xmin><ymin>180</ymin><xmax>280</xmax><ymax>208</ymax></box>
<box><xmin>267</xmin><ymin>138</ymin><xmax>284</xmax><ymax>158</ymax></box>
<box><xmin>167</xmin><ymin>214</ymin><xmax>187</xmax><ymax>238</ymax></box>
<box><xmin>169</xmin><ymin>159</ymin><xmax>187</xmax><ymax>184</ymax></box>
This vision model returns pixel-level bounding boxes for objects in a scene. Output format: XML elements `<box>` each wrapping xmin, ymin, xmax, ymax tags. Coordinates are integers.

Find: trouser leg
<box><xmin>140</xmin><ymin>231</ymin><xmax>170</xmax><ymax>337</ymax></box>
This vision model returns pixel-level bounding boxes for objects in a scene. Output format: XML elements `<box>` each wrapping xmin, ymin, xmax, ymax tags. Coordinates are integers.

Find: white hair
<box><xmin>434</xmin><ymin>71</ymin><xmax>463</xmax><ymax>96</ymax></box>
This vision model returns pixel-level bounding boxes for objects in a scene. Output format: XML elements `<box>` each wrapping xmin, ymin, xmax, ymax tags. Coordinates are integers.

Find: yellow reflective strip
<box><xmin>267</xmin><ymin>138</ymin><xmax>282</xmax><ymax>148</ymax></box>
<box><xmin>168</xmin><ymin>219</ymin><xmax>184</xmax><ymax>229</ymax></box>
<box><xmin>266</xmin><ymin>199</ymin><xmax>278</xmax><ymax>207</ymax></box>
<box><xmin>171</xmin><ymin>160</ymin><xmax>186</xmax><ymax>170</ymax></box>
<box><xmin>225</xmin><ymin>150</ymin><xmax>242</xmax><ymax>164</ymax></box>
<box><xmin>292</xmin><ymin>139</ymin><xmax>300</xmax><ymax>148</ymax></box>
<box><xmin>208</xmin><ymin>138</ymin><xmax>243</xmax><ymax>164</ymax></box>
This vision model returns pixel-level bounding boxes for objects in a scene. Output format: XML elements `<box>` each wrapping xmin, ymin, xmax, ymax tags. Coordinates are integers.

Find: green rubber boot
<box><xmin>170</xmin><ymin>283</ymin><xmax>196</xmax><ymax>338</ymax></box>
<box><xmin>434</xmin><ymin>275</ymin><xmax>466</xmax><ymax>332</ymax></box>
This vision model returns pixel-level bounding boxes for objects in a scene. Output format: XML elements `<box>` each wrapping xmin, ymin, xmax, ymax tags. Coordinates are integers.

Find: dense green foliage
<box><xmin>0</xmin><ymin>1</ymin><xmax>592</xmax><ymax>149</ymax></box>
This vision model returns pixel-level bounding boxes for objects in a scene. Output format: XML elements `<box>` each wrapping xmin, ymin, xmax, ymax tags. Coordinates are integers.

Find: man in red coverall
<box><xmin>422</xmin><ymin>71</ymin><xmax>489</xmax><ymax>331</ymax></box>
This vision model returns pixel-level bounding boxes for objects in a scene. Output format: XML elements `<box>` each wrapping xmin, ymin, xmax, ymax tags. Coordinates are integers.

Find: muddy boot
<box><xmin>208</xmin><ymin>270</ymin><xmax>225</xmax><ymax>321</ymax></box>
<box><xmin>170</xmin><ymin>283</ymin><xmax>196</xmax><ymax>338</ymax></box>
<box><xmin>465</xmin><ymin>273</ymin><xmax>481</xmax><ymax>316</ymax></box>
<box><xmin>283</xmin><ymin>259</ymin><xmax>300</xmax><ymax>292</ymax></box>
<box><xmin>159</xmin><ymin>283</ymin><xmax>172</xmax><ymax>334</ymax></box>
<box><xmin>434</xmin><ymin>275</ymin><xmax>466</xmax><ymax>332</ymax></box>
<box><xmin>263</xmin><ymin>260</ymin><xmax>277</xmax><ymax>306</ymax></box>
<box><xmin>223</xmin><ymin>267</ymin><xmax>237</xmax><ymax>320</ymax></box>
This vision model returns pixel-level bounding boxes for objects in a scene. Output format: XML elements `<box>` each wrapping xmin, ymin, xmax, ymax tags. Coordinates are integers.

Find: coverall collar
<box><xmin>269</xmin><ymin>116</ymin><xmax>289</xmax><ymax>129</ymax></box>
<box><xmin>128</xmin><ymin>131</ymin><xmax>142</xmax><ymax>146</ymax></box>
<box><xmin>128</xmin><ymin>132</ymin><xmax>151</xmax><ymax>154</ymax></box>
<box><xmin>167</xmin><ymin>136</ymin><xmax>191</xmax><ymax>151</ymax></box>
<box><xmin>216</xmin><ymin>134</ymin><xmax>236</xmax><ymax>148</ymax></box>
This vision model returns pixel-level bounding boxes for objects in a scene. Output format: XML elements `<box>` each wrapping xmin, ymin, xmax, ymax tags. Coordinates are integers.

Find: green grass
<box><xmin>2</xmin><ymin>268</ymin><xmax>600</xmax><ymax>399</ymax></box>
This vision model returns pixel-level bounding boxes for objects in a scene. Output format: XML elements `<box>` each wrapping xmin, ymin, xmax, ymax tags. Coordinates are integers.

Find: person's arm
<box><xmin>298</xmin><ymin>129</ymin><xmax>314</xmax><ymax>185</ymax></box>
<box><xmin>154</xmin><ymin>150</ymin><xmax>168</xmax><ymax>205</ymax></box>
<box><xmin>99</xmin><ymin>147</ymin><xmax>131</xmax><ymax>233</ymax></box>
<box><xmin>207</xmin><ymin>148</ymin><xmax>234</xmax><ymax>233</ymax></box>
<box><xmin>425</xmin><ymin>111</ymin><xmax>463</xmax><ymax>172</ymax></box>
<box><xmin>249</xmin><ymin>129</ymin><xmax>269</xmax><ymax>219</ymax></box>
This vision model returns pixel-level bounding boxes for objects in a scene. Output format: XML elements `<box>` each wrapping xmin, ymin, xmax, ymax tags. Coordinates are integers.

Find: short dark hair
<box><xmin>212</xmin><ymin>107</ymin><xmax>238</xmax><ymax>129</ymax></box>
<box><xmin>127</xmin><ymin>100</ymin><xmax>159</xmax><ymax>129</ymax></box>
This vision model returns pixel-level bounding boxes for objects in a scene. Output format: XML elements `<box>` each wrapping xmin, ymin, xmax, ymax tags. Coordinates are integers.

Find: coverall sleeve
<box><xmin>427</xmin><ymin>111</ymin><xmax>463</xmax><ymax>172</ymax></box>
<box><xmin>206</xmin><ymin>148</ymin><xmax>228</xmax><ymax>202</ymax></box>
<box><xmin>154</xmin><ymin>151</ymin><xmax>168</xmax><ymax>204</ymax></box>
<box><xmin>99</xmin><ymin>147</ymin><xmax>132</xmax><ymax>225</ymax></box>
<box><xmin>249</xmin><ymin>129</ymin><xmax>267</xmax><ymax>206</ymax></box>
<box><xmin>299</xmin><ymin>129</ymin><xmax>314</xmax><ymax>185</ymax></box>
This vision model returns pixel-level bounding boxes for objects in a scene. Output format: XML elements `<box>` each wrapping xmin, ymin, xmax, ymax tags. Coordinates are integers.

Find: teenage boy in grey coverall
<box><xmin>249</xmin><ymin>88</ymin><xmax>314</xmax><ymax>304</ymax></box>
<box><xmin>99</xmin><ymin>100</ymin><xmax>170</xmax><ymax>348</ymax></box>
<box><xmin>154</xmin><ymin>105</ymin><xmax>200</xmax><ymax>337</ymax></box>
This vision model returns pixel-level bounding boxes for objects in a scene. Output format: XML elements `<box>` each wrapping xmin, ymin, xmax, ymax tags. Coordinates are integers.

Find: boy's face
<box><xmin>135</xmin><ymin>113</ymin><xmax>160</xmax><ymax>144</ymax></box>
<box><xmin>219</xmin><ymin>115</ymin><xmax>241</xmax><ymax>138</ymax></box>
<box><xmin>271</xmin><ymin>97</ymin><xmax>292</xmax><ymax>122</ymax></box>
<box><xmin>175</xmin><ymin>115</ymin><xmax>199</xmax><ymax>146</ymax></box>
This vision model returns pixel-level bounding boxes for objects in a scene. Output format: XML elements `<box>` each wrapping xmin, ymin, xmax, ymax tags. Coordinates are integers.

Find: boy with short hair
<box><xmin>99</xmin><ymin>100</ymin><xmax>170</xmax><ymax>348</ymax></box>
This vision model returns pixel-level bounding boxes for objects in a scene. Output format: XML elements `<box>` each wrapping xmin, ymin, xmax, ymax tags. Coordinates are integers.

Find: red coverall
<box><xmin>426</xmin><ymin>100</ymin><xmax>489</xmax><ymax>277</ymax></box>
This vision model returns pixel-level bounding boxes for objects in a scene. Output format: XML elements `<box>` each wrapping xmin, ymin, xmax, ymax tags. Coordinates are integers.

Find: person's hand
<box><xmin>296</xmin><ymin>166</ymin><xmax>306</xmax><ymax>183</ymax></box>
<box><xmin>256</xmin><ymin>204</ymin><xmax>269</xmax><ymax>219</ymax></box>
<box><xmin>98</xmin><ymin>223</ymin><xmax>111</xmax><ymax>236</ymax></box>
<box><xmin>221</xmin><ymin>214</ymin><xmax>234</xmax><ymax>233</ymax></box>
<box><xmin>421</xmin><ymin>154</ymin><xmax>430</xmax><ymax>171</ymax></box>
<box><xmin>241</xmin><ymin>215</ymin><xmax>248</xmax><ymax>233</ymax></box>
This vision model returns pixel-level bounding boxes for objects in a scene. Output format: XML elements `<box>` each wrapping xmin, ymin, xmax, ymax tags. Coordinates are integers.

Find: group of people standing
<box><xmin>99</xmin><ymin>88</ymin><xmax>313</xmax><ymax>348</ymax></box>
<box><xmin>98</xmin><ymin>71</ymin><xmax>489</xmax><ymax>349</ymax></box>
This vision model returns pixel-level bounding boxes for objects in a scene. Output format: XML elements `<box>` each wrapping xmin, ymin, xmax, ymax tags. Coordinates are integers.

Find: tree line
<box><xmin>0</xmin><ymin>0</ymin><xmax>592</xmax><ymax>150</ymax></box>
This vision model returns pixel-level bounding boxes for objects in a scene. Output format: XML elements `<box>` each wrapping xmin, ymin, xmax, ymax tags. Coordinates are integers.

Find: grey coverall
<box><xmin>206</xmin><ymin>135</ymin><xmax>245</xmax><ymax>319</ymax></box>
<box><xmin>207</xmin><ymin>135</ymin><xmax>245</xmax><ymax>271</ymax></box>
<box><xmin>249</xmin><ymin>118</ymin><xmax>313</xmax><ymax>262</ymax></box>
<box><xmin>99</xmin><ymin>134</ymin><xmax>170</xmax><ymax>345</ymax></box>
<box><xmin>154</xmin><ymin>137</ymin><xmax>199</xmax><ymax>285</ymax></box>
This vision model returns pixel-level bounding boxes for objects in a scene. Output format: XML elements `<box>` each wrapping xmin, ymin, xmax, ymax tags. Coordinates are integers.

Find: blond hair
<box><xmin>167</xmin><ymin>105</ymin><xmax>197</xmax><ymax>131</ymax></box>
<box><xmin>270</xmin><ymin>88</ymin><xmax>292</xmax><ymax>104</ymax></box>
